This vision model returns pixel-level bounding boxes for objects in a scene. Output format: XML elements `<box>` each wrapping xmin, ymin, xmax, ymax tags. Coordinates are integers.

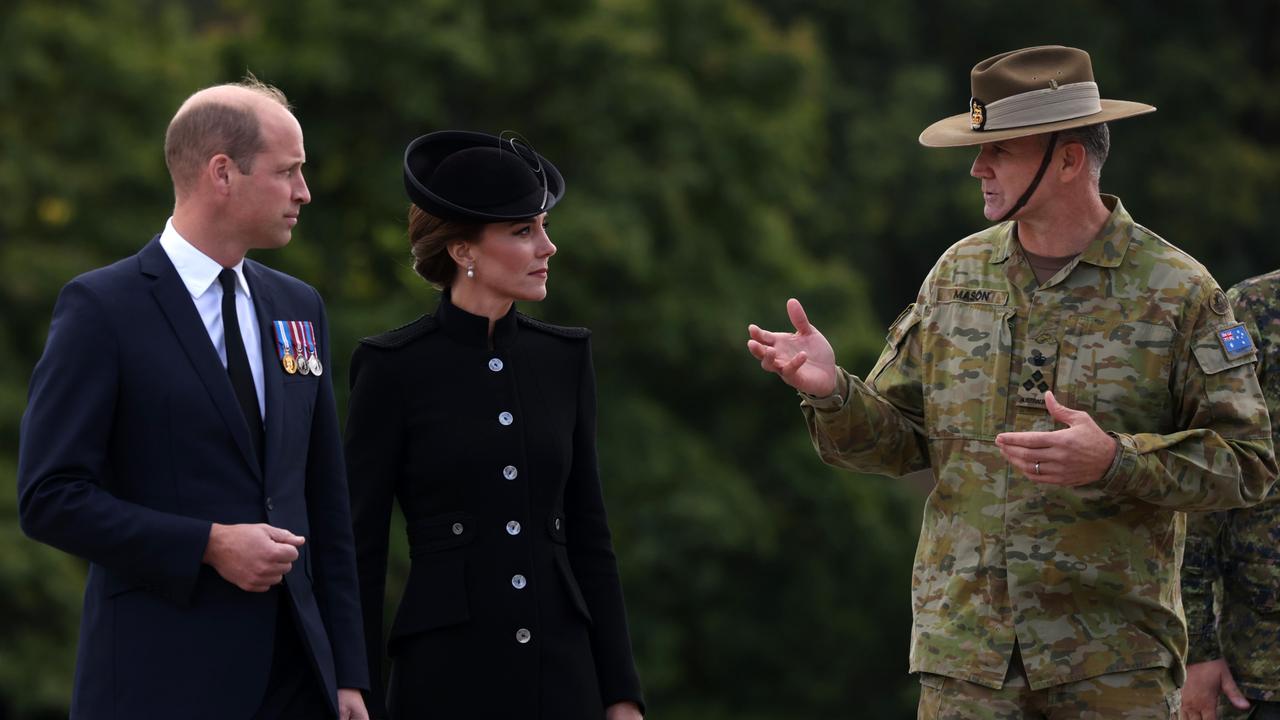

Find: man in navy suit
<box><xmin>17</xmin><ymin>79</ymin><xmax>369</xmax><ymax>719</ymax></box>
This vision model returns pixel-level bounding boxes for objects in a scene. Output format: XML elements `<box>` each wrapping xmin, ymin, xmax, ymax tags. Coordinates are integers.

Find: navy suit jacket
<box><xmin>17</xmin><ymin>237</ymin><xmax>368</xmax><ymax>719</ymax></box>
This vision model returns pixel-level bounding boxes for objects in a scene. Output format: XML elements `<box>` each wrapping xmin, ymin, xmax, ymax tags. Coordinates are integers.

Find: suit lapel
<box><xmin>139</xmin><ymin>239</ymin><xmax>262</xmax><ymax>479</ymax></box>
<box><xmin>245</xmin><ymin>262</ymin><xmax>286</xmax><ymax>481</ymax></box>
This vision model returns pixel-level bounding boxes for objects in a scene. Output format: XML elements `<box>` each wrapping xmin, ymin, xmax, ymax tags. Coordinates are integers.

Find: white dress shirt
<box><xmin>158</xmin><ymin>218</ymin><xmax>266</xmax><ymax>419</ymax></box>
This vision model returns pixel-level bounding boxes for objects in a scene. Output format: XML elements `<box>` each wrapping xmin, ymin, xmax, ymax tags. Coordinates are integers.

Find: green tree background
<box><xmin>2</xmin><ymin>1</ymin><xmax>1278</xmax><ymax>718</ymax></box>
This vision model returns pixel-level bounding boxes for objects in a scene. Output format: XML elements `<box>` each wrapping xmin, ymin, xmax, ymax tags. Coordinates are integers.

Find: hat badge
<box><xmin>970</xmin><ymin>97</ymin><xmax>986</xmax><ymax>131</ymax></box>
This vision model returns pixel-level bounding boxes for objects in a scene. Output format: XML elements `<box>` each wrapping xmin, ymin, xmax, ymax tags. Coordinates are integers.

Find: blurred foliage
<box><xmin>2</xmin><ymin>0</ymin><xmax>1279</xmax><ymax>718</ymax></box>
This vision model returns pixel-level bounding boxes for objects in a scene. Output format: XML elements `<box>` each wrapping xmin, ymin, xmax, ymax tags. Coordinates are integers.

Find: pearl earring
<box><xmin>466</xmin><ymin>264</ymin><xmax>475</xmax><ymax>279</ymax></box>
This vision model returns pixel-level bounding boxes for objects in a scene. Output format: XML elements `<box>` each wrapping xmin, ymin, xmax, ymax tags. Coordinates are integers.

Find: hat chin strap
<box><xmin>997</xmin><ymin>132</ymin><xmax>1059</xmax><ymax>223</ymax></box>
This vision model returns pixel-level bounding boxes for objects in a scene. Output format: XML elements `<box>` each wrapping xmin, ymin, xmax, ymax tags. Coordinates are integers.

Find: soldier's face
<box><xmin>970</xmin><ymin>135</ymin><xmax>1051</xmax><ymax>221</ymax></box>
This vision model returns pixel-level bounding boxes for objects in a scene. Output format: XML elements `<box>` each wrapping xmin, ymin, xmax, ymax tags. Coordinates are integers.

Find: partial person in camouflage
<box><xmin>747</xmin><ymin>46</ymin><xmax>1277</xmax><ymax>719</ymax></box>
<box><xmin>1182</xmin><ymin>271</ymin><xmax>1280</xmax><ymax>720</ymax></box>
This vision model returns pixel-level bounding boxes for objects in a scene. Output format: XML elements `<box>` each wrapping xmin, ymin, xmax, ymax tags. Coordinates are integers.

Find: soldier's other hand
<box><xmin>202</xmin><ymin>523</ymin><xmax>305</xmax><ymax>592</ymax></box>
<box><xmin>747</xmin><ymin>298</ymin><xmax>838</xmax><ymax>397</ymax></box>
<box><xmin>994</xmin><ymin>391</ymin><xmax>1118</xmax><ymax>486</ymax></box>
<box><xmin>1182</xmin><ymin>658</ymin><xmax>1250</xmax><ymax>720</ymax></box>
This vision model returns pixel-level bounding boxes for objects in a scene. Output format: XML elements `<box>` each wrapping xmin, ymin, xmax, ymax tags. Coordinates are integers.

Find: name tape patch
<box><xmin>1217</xmin><ymin>323</ymin><xmax>1256</xmax><ymax>360</ymax></box>
<box><xmin>935</xmin><ymin>287</ymin><xmax>1010</xmax><ymax>306</ymax></box>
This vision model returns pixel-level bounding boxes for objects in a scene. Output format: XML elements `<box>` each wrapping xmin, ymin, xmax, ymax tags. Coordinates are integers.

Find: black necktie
<box><xmin>219</xmin><ymin>268</ymin><xmax>264</xmax><ymax>464</ymax></box>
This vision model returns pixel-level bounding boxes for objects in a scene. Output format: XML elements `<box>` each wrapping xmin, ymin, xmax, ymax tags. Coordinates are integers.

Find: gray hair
<box><xmin>1058</xmin><ymin>122</ymin><xmax>1110</xmax><ymax>182</ymax></box>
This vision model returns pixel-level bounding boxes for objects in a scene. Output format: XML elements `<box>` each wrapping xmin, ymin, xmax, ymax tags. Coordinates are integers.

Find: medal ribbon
<box><xmin>290</xmin><ymin>321</ymin><xmax>308</xmax><ymax>368</ymax></box>
<box><xmin>305</xmin><ymin>321</ymin><xmax>319</xmax><ymax>365</ymax></box>
<box><xmin>273</xmin><ymin>320</ymin><xmax>293</xmax><ymax>365</ymax></box>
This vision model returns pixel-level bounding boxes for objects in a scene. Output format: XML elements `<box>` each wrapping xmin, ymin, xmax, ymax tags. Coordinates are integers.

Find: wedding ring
<box><xmin>1034</xmin><ymin>461</ymin><xmax>1041</xmax><ymax>475</ymax></box>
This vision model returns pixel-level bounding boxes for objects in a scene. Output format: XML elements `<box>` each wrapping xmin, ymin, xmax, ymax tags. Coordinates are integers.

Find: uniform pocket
<box><xmin>1058</xmin><ymin>316</ymin><xmax>1174</xmax><ymax>429</ymax></box>
<box><xmin>868</xmin><ymin>304</ymin><xmax>920</xmax><ymax>385</ymax></box>
<box><xmin>920</xmin><ymin>302</ymin><xmax>1013</xmax><ymax>438</ymax></box>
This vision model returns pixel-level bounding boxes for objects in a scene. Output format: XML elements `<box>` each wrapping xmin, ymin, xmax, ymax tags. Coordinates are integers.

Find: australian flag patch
<box><xmin>1217</xmin><ymin>323</ymin><xmax>1255</xmax><ymax>360</ymax></box>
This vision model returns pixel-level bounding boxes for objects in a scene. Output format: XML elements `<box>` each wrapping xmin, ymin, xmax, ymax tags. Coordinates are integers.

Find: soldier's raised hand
<box><xmin>747</xmin><ymin>298</ymin><xmax>838</xmax><ymax>397</ymax></box>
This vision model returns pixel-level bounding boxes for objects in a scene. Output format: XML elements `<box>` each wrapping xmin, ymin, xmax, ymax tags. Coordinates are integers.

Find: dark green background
<box><xmin>3</xmin><ymin>1</ymin><xmax>1278</xmax><ymax>717</ymax></box>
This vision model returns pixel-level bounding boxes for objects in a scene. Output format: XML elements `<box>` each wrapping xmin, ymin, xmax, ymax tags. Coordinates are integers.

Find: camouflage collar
<box><xmin>990</xmin><ymin>194</ymin><xmax>1133</xmax><ymax>268</ymax></box>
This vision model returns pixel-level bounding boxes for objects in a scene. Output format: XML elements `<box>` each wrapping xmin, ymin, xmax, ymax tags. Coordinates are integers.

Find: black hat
<box><xmin>403</xmin><ymin>130</ymin><xmax>565</xmax><ymax>222</ymax></box>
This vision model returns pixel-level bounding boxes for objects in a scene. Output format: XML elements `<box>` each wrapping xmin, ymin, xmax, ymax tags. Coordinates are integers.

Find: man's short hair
<box><xmin>1058</xmin><ymin>122</ymin><xmax>1110</xmax><ymax>182</ymax></box>
<box><xmin>164</xmin><ymin>76</ymin><xmax>290</xmax><ymax>194</ymax></box>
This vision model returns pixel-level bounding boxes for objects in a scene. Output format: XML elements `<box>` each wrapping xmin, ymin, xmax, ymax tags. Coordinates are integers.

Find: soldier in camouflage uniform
<box><xmin>1182</xmin><ymin>272</ymin><xmax>1280</xmax><ymax>720</ymax></box>
<box><xmin>747</xmin><ymin>46</ymin><xmax>1277</xmax><ymax>719</ymax></box>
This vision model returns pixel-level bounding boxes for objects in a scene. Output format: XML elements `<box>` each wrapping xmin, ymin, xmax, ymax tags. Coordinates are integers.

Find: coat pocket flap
<box><xmin>406</xmin><ymin>511</ymin><xmax>476</xmax><ymax>556</ymax></box>
<box><xmin>388</xmin><ymin>554</ymin><xmax>470</xmax><ymax>647</ymax></box>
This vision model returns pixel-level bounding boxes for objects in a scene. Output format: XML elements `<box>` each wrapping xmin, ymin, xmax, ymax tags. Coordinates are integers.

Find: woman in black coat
<box><xmin>345</xmin><ymin>131</ymin><xmax>644</xmax><ymax>719</ymax></box>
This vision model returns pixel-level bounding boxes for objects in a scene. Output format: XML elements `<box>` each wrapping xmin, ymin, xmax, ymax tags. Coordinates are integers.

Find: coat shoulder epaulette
<box><xmin>516</xmin><ymin>313</ymin><xmax>591</xmax><ymax>340</ymax></box>
<box><xmin>359</xmin><ymin>315</ymin><xmax>439</xmax><ymax>349</ymax></box>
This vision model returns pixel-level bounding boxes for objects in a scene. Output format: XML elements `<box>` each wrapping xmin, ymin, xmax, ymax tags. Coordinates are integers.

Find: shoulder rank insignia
<box><xmin>1210</xmin><ymin>289</ymin><xmax>1231</xmax><ymax>316</ymax></box>
<box><xmin>1217</xmin><ymin>323</ymin><xmax>1255</xmax><ymax>360</ymax></box>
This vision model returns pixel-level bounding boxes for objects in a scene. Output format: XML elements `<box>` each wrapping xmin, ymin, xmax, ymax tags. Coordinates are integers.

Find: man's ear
<box><xmin>1058</xmin><ymin>141</ymin><xmax>1090</xmax><ymax>183</ymax></box>
<box><xmin>207</xmin><ymin>154</ymin><xmax>235</xmax><ymax>195</ymax></box>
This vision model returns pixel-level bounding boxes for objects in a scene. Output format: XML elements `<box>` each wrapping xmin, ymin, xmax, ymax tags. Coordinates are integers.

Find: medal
<box><xmin>304</xmin><ymin>321</ymin><xmax>323</xmax><ymax>376</ymax></box>
<box><xmin>273</xmin><ymin>320</ymin><xmax>298</xmax><ymax>375</ymax></box>
<box><xmin>291</xmin><ymin>321</ymin><xmax>311</xmax><ymax>376</ymax></box>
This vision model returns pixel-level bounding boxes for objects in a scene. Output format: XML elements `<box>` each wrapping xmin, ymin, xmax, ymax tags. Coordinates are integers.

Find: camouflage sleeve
<box><xmin>1182</xmin><ymin>508</ymin><xmax>1228</xmax><ymax>663</ymax></box>
<box><xmin>800</xmin><ymin>303</ymin><xmax>931</xmax><ymax>476</ymax></box>
<box><xmin>1183</xmin><ymin>282</ymin><xmax>1280</xmax><ymax>664</ymax></box>
<box><xmin>1098</xmin><ymin>282</ymin><xmax>1277</xmax><ymax>510</ymax></box>
<box><xmin>1230</xmin><ymin>280</ymin><xmax>1280</xmax><ymax>454</ymax></box>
